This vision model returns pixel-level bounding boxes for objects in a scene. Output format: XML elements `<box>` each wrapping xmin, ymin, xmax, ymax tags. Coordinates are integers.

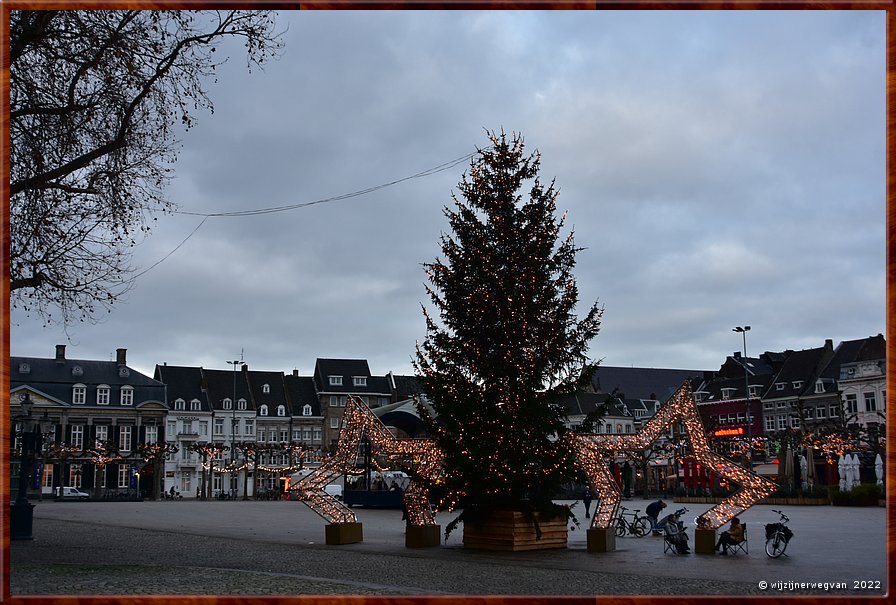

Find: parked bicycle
<box><xmin>765</xmin><ymin>509</ymin><xmax>794</xmax><ymax>558</ymax></box>
<box><xmin>611</xmin><ymin>506</ymin><xmax>650</xmax><ymax>537</ymax></box>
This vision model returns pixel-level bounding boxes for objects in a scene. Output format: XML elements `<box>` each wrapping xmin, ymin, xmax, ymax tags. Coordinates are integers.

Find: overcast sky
<box><xmin>10</xmin><ymin>10</ymin><xmax>886</xmax><ymax>382</ymax></box>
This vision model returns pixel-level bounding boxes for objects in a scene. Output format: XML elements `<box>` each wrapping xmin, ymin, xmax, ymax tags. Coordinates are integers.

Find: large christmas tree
<box><xmin>414</xmin><ymin>130</ymin><xmax>603</xmax><ymax>529</ymax></box>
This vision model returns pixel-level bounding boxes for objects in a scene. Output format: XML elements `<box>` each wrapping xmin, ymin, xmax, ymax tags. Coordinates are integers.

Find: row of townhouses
<box><xmin>10</xmin><ymin>335</ymin><xmax>885</xmax><ymax>500</ymax></box>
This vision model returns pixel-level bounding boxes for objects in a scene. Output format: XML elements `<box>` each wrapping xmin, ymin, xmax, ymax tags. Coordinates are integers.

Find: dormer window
<box><xmin>120</xmin><ymin>386</ymin><xmax>134</xmax><ymax>406</ymax></box>
<box><xmin>263</xmin><ymin>384</ymin><xmax>270</xmax><ymax>394</ymax></box>
<box><xmin>19</xmin><ymin>363</ymin><xmax>30</xmax><ymax>374</ymax></box>
<box><xmin>329</xmin><ymin>375</ymin><xmax>343</xmax><ymax>386</ymax></box>
<box><xmin>303</xmin><ymin>404</ymin><xmax>312</xmax><ymax>416</ymax></box>
<box><xmin>353</xmin><ymin>376</ymin><xmax>367</xmax><ymax>387</ymax></box>
<box><xmin>776</xmin><ymin>383</ymin><xmax>785</xmax><ymax>391</ymax></box>
<box><xmin>191</xmin><ymin>399</ymin><xmax>201</xmax><ymax>411</ymax></box>
<box><xmin>237</xmin><ymin>398</ymin><xmax>247</xmax><ymax>410</ymax></box>
<box><xmin>277</xmin><ymin>405</ymin><xmax>286</xmax><ymax>417</ymax></box>
<box><xmin>792</xmin><ymin>381</ymin><xmax>803</xmax><ymax>390</ymax></box>
<box><xmin>223</xmin><ymin>398</ymin><xmax>232</xmax><ymax>410</ymax></box>
<box><xmin>815</xmin><ymin>380</ymin><xmax>825</xmax><ymax>394</ymax></box>
<box><xmin>97</xmin><ymin>385</ymin><xmax>111</xmax><ymax>405</ymax></box>
<box><xmin>259</xmin><ymin>405</ymin><xmax>269</xmax><ymax>416</ymax></box>
<box><xmin>73</xmin><ymin>384</ymin><xmax>86</xmax><ymax>405</ymax></box>
<box><xmin>174</xmin><ymin>398</ymin><xmax>186</xmax><ymax>411</ymax></box>
<box><xmin>721</xmin><ymin>388</ymin><xmax>736</xmax><ymax>401</ymax></box>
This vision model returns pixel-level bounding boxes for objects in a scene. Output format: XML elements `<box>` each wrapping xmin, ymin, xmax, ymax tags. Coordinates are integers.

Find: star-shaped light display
<box><xmin>291</xmin><ymin>395</ymin><xmax>443</xmax><ymax>526</ymax></box>
<box><xmin>574</xmin><ymin>381</ymin><xmax>777</xmax><ymax>530</ymax></box>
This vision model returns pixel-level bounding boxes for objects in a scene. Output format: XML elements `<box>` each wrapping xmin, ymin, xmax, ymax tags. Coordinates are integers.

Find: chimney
<box><xmin>241</xmin><ymin>363</ymin><xmax>248</xmax><ymax>372</ymax></box>
<box><xmin>55</xmin><ymin>344</ymin><xmax>66</xmax><ymax>363</ymax></box>
<box><xmin>825</xmin><ymin>339</ymin><xmax>833</xmax><ymax>350</ymax></box>
<box><xmin>733</xmin><ymin>351</ymin><xmax>742</xmax><ymax>359</ymax></box>
<box><xmin>116</xmin><ymin>348</ymin><xmax>127</xmax><ymax>366</ymax></box>
<box><xmin>292</xmin><ymin>369</ymin><xmax>299</xmax><ymax>377</ymax></box>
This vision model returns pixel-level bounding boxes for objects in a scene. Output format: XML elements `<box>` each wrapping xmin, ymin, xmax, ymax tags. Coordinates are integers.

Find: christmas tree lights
<box><xmin>291</xmin><ymin>396</ymin><xmax>443</xmax><ymax>526</ymax></box>
<box><xmin>575</xmin><ymin>381</ymin><xmax>777</xmax><ymax>530</ymax></box>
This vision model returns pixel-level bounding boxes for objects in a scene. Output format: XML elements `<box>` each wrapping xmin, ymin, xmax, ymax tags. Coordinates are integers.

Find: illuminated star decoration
<box><xmin>291</xmin><ymin>395</ymin><xmax>443</xmax><ymax>526</ymax></box>
<box><xmin>574</xmin><ymin>381</ymin><xmax>777</xmax><ymax>531</ymax></box>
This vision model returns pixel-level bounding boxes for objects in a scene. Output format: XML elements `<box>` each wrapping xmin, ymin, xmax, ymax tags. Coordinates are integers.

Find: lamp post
<box><xmin>12</xmin><ymin>393</ymin><xmax>49</xmax><ymax>540</ymax></box>
<box><xmin>733</xmin><ymin>326</ymin><xmax>752</xmax><ymax>470</ymax></box>
<box><xmin>227</xmin><ymin>359</ymin><xmax>240</xmax><ymax>499</ymax></box>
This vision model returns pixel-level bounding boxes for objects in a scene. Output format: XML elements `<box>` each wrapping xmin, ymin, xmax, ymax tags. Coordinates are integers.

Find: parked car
<box><xmin>55</xmin><ymin>486</ymin><xmax>89</xmax><ymax>500</ymax></box>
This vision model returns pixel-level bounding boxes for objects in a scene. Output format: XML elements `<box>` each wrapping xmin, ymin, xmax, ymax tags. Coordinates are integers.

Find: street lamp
<box><xmin>733</xmin><ymin>326</ymin><xmax>752</xmax><ymax>470</ymax></box>
<box><xmin>227</xmin><ymin>359</ymin><xmax>241</xmax><ymax>499</ymax></box>
<box><xmin>12</xmin><ymin>393</ymin><xmax>49</xmax><ymax>539</ymax></box>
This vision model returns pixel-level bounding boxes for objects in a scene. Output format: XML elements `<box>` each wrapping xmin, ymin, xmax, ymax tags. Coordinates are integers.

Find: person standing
<box><xmin>582</xmin><ymin>487</ymin><xmax>593</xmax><ymax>518</ymax></box>
<box><xmin>645</xmin><ymin>498</ymin><xmax>667</xmax><ymax>534</ymax></box>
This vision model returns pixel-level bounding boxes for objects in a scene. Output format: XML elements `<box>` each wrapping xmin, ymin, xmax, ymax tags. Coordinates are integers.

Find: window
<box><xmin>214</xmin><ymin>418</ymin><xmax>224</xmax><ymax>436</ymax></box>
<box><xmin>223</xmin><ymin>398</ymin><xmax>232</xmax><ymax>410</ymax></box>
<box><xmin>145</xmin><ymin>425</ymin><xmax>158</xmax><ymax>445</ymax></box>
<box><xmin>815</xmin><ymin>381</ymin><xmax>825</xmax><ymax>394</ymax></box>
<box><xmin>763</xmin><ymin>402</ymin><xmax>774</xmax><ymax>410</ymax></box>
<box><xmin>329</xmin><ymin>375</ymin><xmax>343</xmax><ymax>386</ymax></box>
<box><xmin>303</xmin><ymin>429</ymin><xmax>312</xmax><ymax>441</ymax></box>
<box><xmin>42</xmin><ymin>465</ymin><xmax>53</xmax><ymax>490</ymax></box>
<box><xmin>313</xmin><ymin>429</ymin><xmax>322</xmax><ymax>441</ymax></box>
<box><xmin>777</xmin><ymin>417</ymin><xmax>787</xmax><ymax>430</ymax></box>
<box><xmin>95</xmin><ymin>425</ymin><xmax>108</xmax><ymax>444</ymax></box>
<box><xmin>182</xmin><ymin>419</ymin><xmax>193</xmax><ymax>434</ymax></box>
<box><xmin>353</xmin><ymin>376</ymin><xmax>367</xmax><ymax>387</ymax></box>
<box><xmin>776</xmin><ymin>401</ymin><xmax>786</xmax><ymax>408</ymax></box>
<box><xmin>167</xmin><ymin>420</ymin><xmax>176</xmax><ymax>437</ymax></box>
<box><xmin>181</xmin><ymin>447</ymin><xmax>191</xmax><ymax>461</ymax></box>
<box><xmin>237</xmin><ymin>398</ymin><xmax>247</xmax><ymax>410</ymax></box>
<box><xmin>263</xmin><ymin>384</ymin><xmax>270</xmax><ymax>394</ymax></box>
<box><xmin>118</xmin><ymin>464</ymin><xmax>130</xmax><ymax>488</ymax></box>
<box><xmin>721</xmin><ymin>388</ymin><xmax>735</xmax><ymax>401</ymax></box>
<box><xmin>120</xmin><ymin>386</ymin><xmax>134</xmax><ymax>406</ymax></box>
<box><xmin>340</xmin><ymin>396</ymin><xmax>347</xmax><ymax>407</ymax></box>
<box><xmin>330</xmin><ymin>396</ymin><xmax>338</xmax><ymax>407</ymax></box>
<box><xmin>765</xmin><ymin>417</ymin><xmax>775</xmax><ymax>431</ymax></box>
<box><xmin>303</xmin><ymin>404</ymin><xmax>312</xmax><ymax>416</ymax></box>
<box><xmin>280</xmin><ymin>430</ymin><xmax>289</xmax><ymax>442</ymax></box>
<box><xmin>792</xmin><ymin>381</ymin><xmax>803</xmax><ymax>390</ymax></box>
<box><xmin>277</xmin><ymin>405</ymin><xmax>286</xmax><ymax>417</ymax></box>
<box><xmin>269</xmin><ymin>430</ymin><xmax>276</xmax><ymax>442</ymax></box>
<box><xmin>605</xmin><ymin>424</ymin><xmax>613</xmax><ymax>434</ymax></box>
<box><xmin>736</xmin><ymin>413</ymin><xmax>745</xmax><ymax>423</ymax></box>
<box><xmin>776</xmin><ymin>383</ymin><xmax>785</xmax><ymax>391</ymax></box>
<box><xmin>97</xmin><ymin>385</ymin><xmax>111</xmax><ymax>405</ymax></box>
<box><xmin>191</xmin><ymin>399</ymin><xmax>201</xmax><ymax>411</ymax></box>
<box><xmin>748</xmin><ymin>385</ymin><xmax>761</xmax><ymax>398</ymax></box>
<box><xmin>790</xmin><ymin>416</ymin><xmax>800</xmax><ymax>428</ymax></box>
<box><xmin>615</xmin><ymin>424</ymin><xmax>623</xmax><ymax>434</ymax></box>
<box><xmin>816</xmin><ymin>407</ymin><xmax>826</xmax><ymax>419</ymax></box>
<box><xmin>864</xmin><ymin>392</ymin><xmax>877</xmax><ymax>412</ymax></box>
<box><xmin>330</xmin><ymin>417</ymin><xmax>340</xmax><ymax>429</ymax></box>
<box><xmin>180</xmin><ymin>471</ymin><xmax>192</xmax><ymax>493</ymax></box>
<box><xmin>119</xmin><ymin>426</ymin><xmax>132</xmax><ymax>451</ymax></box>
<box><xmin>259</xmin><ymin>404</ymin><xmax>268</xmax><ymax>416</ymax></box>
<box><xmin>258</xmin><ymin>430</ymin><xmax>266</xmax><ymax>442</ymax></box>
<box><xmin>829</xmin><ymin>405</ymin><xmax>839</xmax><ymax>417</ymax></box>
<box><xmin>73</xmin><ymin>384</ymin><xmax>86</xmax><ymax>404</ymax></box>
<box><xmin>71</xmin><ymin>425</ymin><xmax>84</xmax><ymax>449</ymax></box>
<box><xmin>174</xmin><ymin>399</ymin><xmax>186</xmax><ymax>411</ymax></box>
<box><xmin>380</xmin><ymin>397</ymin><xmax>391</xmax><ymax>406</ymax></box>
<box><xmin>292</xmin><ymin>430</ymin><xmax>301</xmax><ymax>441</ymax></box>
<box><xmin>845</xmin><ymin>394</ymin><xmax>858</xmax><ymax>415</ymax></box>
<box><xmin>244</xmin><ymin>419</ymin><xmax>254</xmax><ymax>435</ymax></box>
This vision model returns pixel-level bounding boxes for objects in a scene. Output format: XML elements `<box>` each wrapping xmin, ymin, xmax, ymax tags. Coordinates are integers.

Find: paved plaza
<box><xmin>9</xmin><ymin>497</ymin><xmax>889</xmax><ymax>596</ymax></box>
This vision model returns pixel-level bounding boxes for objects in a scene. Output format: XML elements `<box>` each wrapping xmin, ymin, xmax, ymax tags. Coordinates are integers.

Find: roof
<box><xmin>313</xmin><ymin>358</ymin><xmax>391</xmax><ymax>394</ymax></box>
<box><xmin>201</xmin><ymin>367</ymin><xmax>254</xmax><ymax>411</ymax></box>
<box><xmin>154</xmin><ymin>364</ymin><xmax>211</xmax><ymax>411</ymax></box>
<box><xmin>12</xmin><ymin>354</ymin><xmax>165</xmax><ymax>407</ymax></box>
<box><xmin>283</xmin><ymin>374</ymin><xmax>321</xmax><ymax>416</ymax></box>
<box><xmin>763</xmin><ymin>342</ymin><xmax>834</xmax><ymax>399</ymax></box>
<box><xmin>592</xmin><ymin>366</ymin><xmax>706</xmax><ymax>402</ymax></box>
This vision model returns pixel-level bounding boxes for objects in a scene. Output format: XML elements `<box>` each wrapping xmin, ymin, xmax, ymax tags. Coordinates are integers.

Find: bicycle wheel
<box><xmin>613</xmin><ymin>518</ymin><xmax>626</xmax><ymax>537</ymax></box>
<box><xmin>765</xmin><ymin>533</ymin><xmax>786</xmax><ymax>558</ymax></box>
<box><xmin>633</xmin><ymin>517</ymin><xmax>650</xmax><ymax>537</ymax></box>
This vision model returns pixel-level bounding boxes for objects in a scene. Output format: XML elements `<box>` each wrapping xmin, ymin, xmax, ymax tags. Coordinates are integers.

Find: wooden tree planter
<box><xmin>463</xmin><ymin>510</ymin><xmax>568</xmax><ymax>551</ymax></box>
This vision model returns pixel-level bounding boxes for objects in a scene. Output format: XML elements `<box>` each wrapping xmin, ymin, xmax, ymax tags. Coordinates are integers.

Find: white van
<box><xmin>289</xmin><ymin>471</ymin><xmax>343</xmax><ymax>499</ymax></box>
<box><xmin>55</xmin><ymin>486</ymin><xmax>89</xmax><ymax>499</ymax></box>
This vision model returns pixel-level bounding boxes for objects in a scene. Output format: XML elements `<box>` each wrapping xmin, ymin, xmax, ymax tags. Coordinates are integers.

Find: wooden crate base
<box><xmin>406</xmin><ymin>524</ymin><xmax>441</xmax><ymax>548</ymax></box>
<box><xmin>586</xmin><ymin>527</ymin><xmax>616</xmax><ymax>552</ymax></box>
<box><xmin>325</xmin><ymin>522</ymin><xmax>363</xmax><ymax>545</ymax></box>
<box><xmin>694</xmin><ymin>527</ymin><xmax>716</xmax><ymax>555</ymax></box>
<box><xmin>463</xmin><ymin>511</ymin><xmax>568</xmax><ymax>552</ymax></box>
